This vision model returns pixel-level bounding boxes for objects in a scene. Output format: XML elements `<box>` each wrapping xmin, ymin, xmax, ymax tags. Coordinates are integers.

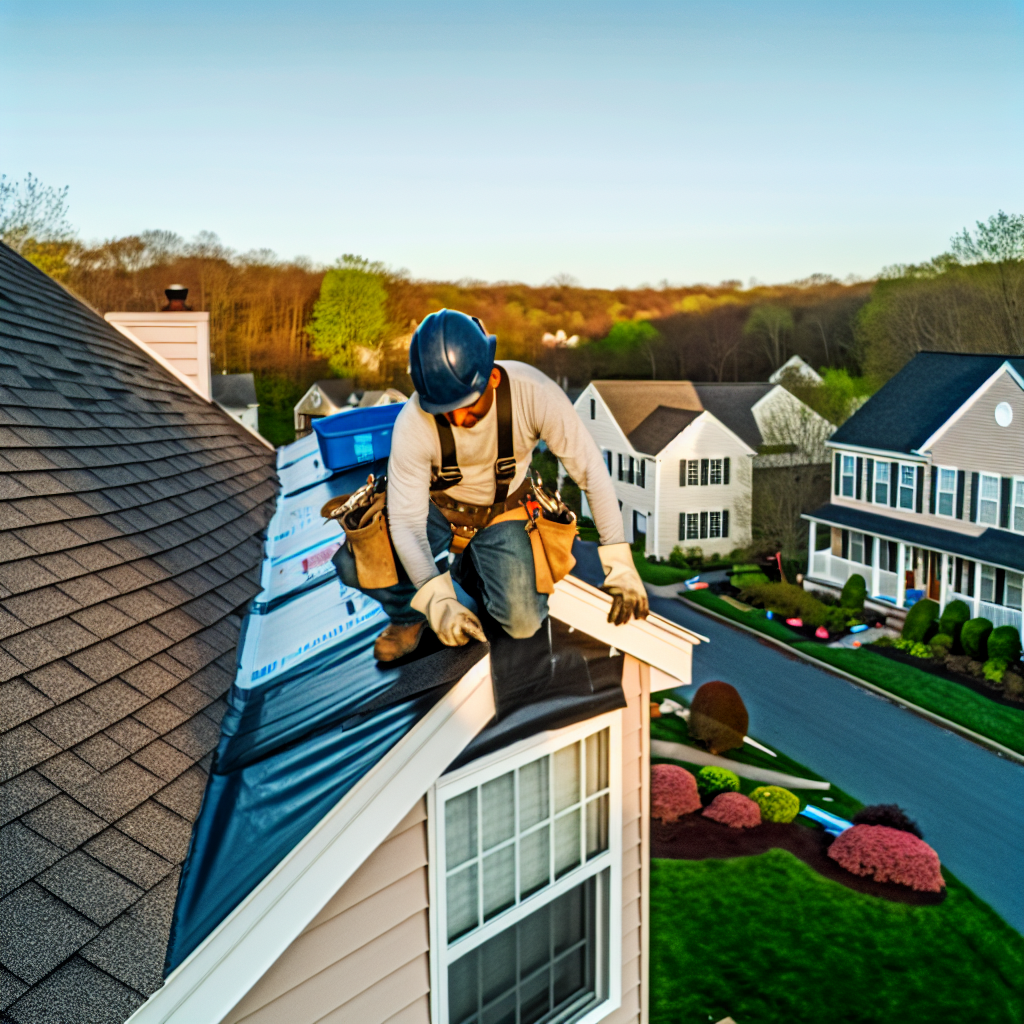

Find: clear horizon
<box><xmin>2</xmin><ymin>0</ymin><xmax>1022</xmax><ymax>288</ymax></box>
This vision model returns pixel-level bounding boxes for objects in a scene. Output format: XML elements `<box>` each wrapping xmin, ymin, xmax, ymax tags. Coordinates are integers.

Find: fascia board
<box><xmin>913</xmin><ymin>362</ymin><xmax>1022</xmax><ymax>454</ymax></box>
<box><xmin>581</xmin><ymin>384</ymin><xmax>643</xmax><ymax>455</ymax></box>
<box><xmin>824</xmin><ymin>440</ymin><xmax>928</xmax><ymax>461</ymax></box>
<box><xmin>126</xmin><ymin>658</ymin><xmax>496</xmax><ymax>1024</ymax></box>
<box><xmin>105</xmin><ymin>320</ymin><xmax>212</xmax><ymax>403</ymax></box>
<box><xmin>213</xmin><ymin>400</ymin><xmax>275</xmax><ymax>452</ymax></box>
<box><xmin>548</xmin><ymin>575</ymin><xmax>706</xmax><ymax>684</ymax></box>
<box><xmin>693</xmin><ymin>409</ymin><xmax>757</xmax><ymax>457</ymax></box>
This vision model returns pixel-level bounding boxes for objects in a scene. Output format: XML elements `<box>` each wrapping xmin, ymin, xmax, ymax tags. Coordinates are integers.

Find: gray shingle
<box><xmin>23</xmin><ymin>794</ymin><xmax>107</xmax><ymax>851</ymax></box>
<box><xmin>152</xmin><ymin>765</ymin><xmax>207</xmax><ymax>820</ymax></box>
<box><xmin>34</xmin><ymin>750</ymin><xmax>100</xmax><ymax>790</ymax></box>
<box><xmin>77</xmin><ymin>678</ymin><xmax>148</xmax><ymax>724</ymax></box>
<box><xmin>36</xmin><ymin>850</ymin><xmax>144</xmax><ymax>926</ymax></box>
<box><xmin>2</xmin><ymin>585</ymin><xmax>81</xmax><ymax>628</ymax></box>
<box><xmin>71</xmin><ymin>759</ymin><xmax>164</xmax><ymax>823</ymax></box>
<box><xmin>65</xmin><ymin>640</ymin><xmax>137</xmax><ymax>683</ymax></box>
<box><xmin>79</xmin><ymin>867</ymin><xmax>180</xmax><ymax>994</ymax></box>
<box><xmin>7</xmin><ymin>956</ymin><xmax>144</xmax><ymax>1023</ymax></box>
<box><xmin>0</xmin><ymin>882</ymin><xmax>99</xmax><ymax>984</ymax></box>
<box><xmin>24</xmin><ymin>659</ymin><xmax>94</xmax><ymax>703</ymax></box>
<box><xmin>73</xmin><ymin>732</ymin><xmax>129</xmax><ymax>772</ymax></box>
<box><xmin>162</xmin><ymin>711</ymin><xmax>220</xmax><ymax>759</ymax></box>
<box><xmin>130</xmin><ymin>739</ymin><xmax>195</xmax><ymax>783</ymax></box>
<box><xmin>115</xmin><ymin>800</ymin><xmax>192</xmax><ymax>862</ymax></box>
<box><xmin>118</xmin><ymin>660</ymin><xmax>180</xmax><ymax>699</ymax></box>
<box><xmin>0</xmin><ymin>770</ymin><xmax>59</xmax><ymax>826</ymax></box>
<box><xmin>83</xmin><ymin>828</ymin><xmax>173</xmax><ymax>890</ymax></box>
<box><xmin>131</xmin><ymin>697</ymin><xmax>189</xmax><ymax>734</ymax></box>
<box><xmin>30</xmin><ymin>698</ymin><xmax>107</xmax><ymax>749</ymax></box>
<box><xmin>0</xmin><ymin>821</ymin><xmax>64</xmax><ymax>896</ymax></box>
<box><xmin>0</xmin><ymin>678</ymin><xmax>53</xmax><ymax>731</ymax></box>
<box><xmin>103</xmin><ymin>717</ymin><xmax>158</xmax><ymax>754</ymax></box>
<box><xmin>69</xmin><ymin>602</ymin><xmax>136</xmax><ymax>639</ymax></box>
<box><xmin>0</xmin><ymin>724</ymin><xmax>60</xmax><ymax>783</ymax></box>
<box><xmin>0</xmin><ymin>964</ymin><xmax>28</xmax><ymax>1011</ymax></box>
<box><xmin>110</xmin><ymin>622</ymin><xmax>173</xmax><ymax>661</ymax></box>
<box><xmin>162</xmin><ymin>681</ymin><xmax>212</xmax><ymax>715</ymax></box>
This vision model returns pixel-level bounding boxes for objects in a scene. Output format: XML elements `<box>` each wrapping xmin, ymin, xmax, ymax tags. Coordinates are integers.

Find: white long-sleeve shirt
<box><xmin>387</xmin><ymin>360</ymin><xmax>624</xmax><ymax>588</ymax></box>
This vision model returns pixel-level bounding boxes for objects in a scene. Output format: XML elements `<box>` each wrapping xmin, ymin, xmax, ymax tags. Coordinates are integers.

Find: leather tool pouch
<box><xmin>531</xmin><ymin>515</ymin><xmax>577</xmax><ymax>592</ymax></box>
<box><xmin>341</xmin><ymin>492</ymin><xmax>399</xmax><ymax>589</ymax></box>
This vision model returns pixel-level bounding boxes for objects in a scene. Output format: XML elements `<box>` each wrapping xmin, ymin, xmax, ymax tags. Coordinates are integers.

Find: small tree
<box><xmin>603</xmin><ymin>319</ymin><xmax>660</xmax><ymax>378</ymax></box>
<box><xmin>307</xmin><ymin>255</ymin><xmax>391</xmax><ymax>378</ymax></box>
<box><xmin>0</xmin><ymin>173</ymin><xmax>76</xmax><ymax>279</ymax></box>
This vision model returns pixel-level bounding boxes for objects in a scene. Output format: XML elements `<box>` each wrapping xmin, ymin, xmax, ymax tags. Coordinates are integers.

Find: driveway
<box><xmin>649</xmin><ymin>591</ymin><xmax>1024</xmax><ymax>933</ymax></box>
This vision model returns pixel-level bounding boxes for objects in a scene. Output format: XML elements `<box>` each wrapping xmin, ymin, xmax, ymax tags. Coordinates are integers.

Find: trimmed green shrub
<box><xmin>983</xmin><ymin>658</ymin><xmax>1009</xmax><ymax>685</ymax></box>
<box><xmin>696</xmin><ymin>766</ymin><xmax>741</xmax><ymax>799</ymax></box>
<box><xmin>939</xmin><ymin>600</ymin><xmax>971</xmax><ymax>647</ymax></box>
<box><xmin>894</xmin><ymin>638</ymin><xmax>933</xmax><ymax>658</ymax></box>
<box><xmin>732</xmin><ymin>571</ymin><xmax>770</xmax><ymax>588</ymax></box>
<box><xmin>988</xmin><ymin>625</ymin><xmax>1022</xmax><ymax>664</ymax></box>
<box><xmin>688</xmin><ymin>681</ymin><xmax>749</xmax><ymax>754</ymax></box>
<box><xmin>749</xmin><ymin>785</ymin><xmax>801</xmax><ymax>824</ymax></box>
<box><xmin>930</xmin><ymin>633</ymin><xmax>954</xmax><ymax>659</ymax></box>
<box><xmin>961</xmin><ymin>618</ymin><xmax>993</xmax><ymax>660</ymax></box>
<box><xmin>840</xmin><ymin>573</ymin><xmax>867</xmax><ymax>611</ymax></box>
<box><xmin>668</xmin><ymin>545</ymin><xmax>689</xmax><ymax>569</ymax></box>
<box><xmin>901</xmin><ymin>598</ymin><xmax>939</xmax><ymax>642</ymax></box>
<box><xmin>739</xmin><ymin>581</ymin><xmax>853</xmax><ymax>630</ymax></box>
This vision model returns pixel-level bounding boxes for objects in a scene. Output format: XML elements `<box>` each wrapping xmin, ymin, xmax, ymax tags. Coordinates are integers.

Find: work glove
<box><xmin>598</xmin><ymin>543</ymin><xmax>650</xmax><ymax>625</ymax></box>
<box><xmin>411</xmin><ymin>571</ymin><xmax>487</xmax><ymax>647</ymax></box>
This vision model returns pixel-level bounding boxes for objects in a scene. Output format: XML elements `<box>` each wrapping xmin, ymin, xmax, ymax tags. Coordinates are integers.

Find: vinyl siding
<box><xmin>222</xmin><ymin>801</ymin><xmax>431</xmax><ymax>1024</ymax></box>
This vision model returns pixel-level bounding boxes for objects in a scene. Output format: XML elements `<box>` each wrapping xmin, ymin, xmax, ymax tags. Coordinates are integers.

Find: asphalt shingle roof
<box><xmin>0</xmin><ymin>243</ymin><xmax>276</xmax><ymax>1023</ymax></box>
<box><xmin>829</xmin><ymin>352</ymin><xmax>1024</xmax><ymax>454</ymax></box>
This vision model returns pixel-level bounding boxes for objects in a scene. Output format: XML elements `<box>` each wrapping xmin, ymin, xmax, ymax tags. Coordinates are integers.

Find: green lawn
<box><xmin>681</xmin><ymin>588</ymin><xmax>803</xmax><ymax>642</ymax></box>
<box><xmin>651</xmin><ymin>852</ymin><xmax>1024</xmax><ymax>1024</ymax></box>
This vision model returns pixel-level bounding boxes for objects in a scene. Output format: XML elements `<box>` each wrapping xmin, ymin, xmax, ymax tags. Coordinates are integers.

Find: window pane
<box><xmin>481</xmin><ymin>994</ymin><xmax>515</xmax><ymax>1024</ymax></box>
<box><xmin>481</xmin><ymin>928</ymin><xmax>517</xmax><ymax>1004</ymax></box>
<box><xmin>850</xmin><ymin>533</ymin><xmax>863</xmax><ymax>563</ymax></box>
<box><xmin>981</xmin><ymin>566</ymin><xmax>996</xmax><ymax>603</ymax></box>
<box><xmin>876</xmin><ymin>462</ymin><xmax>889</xmax><ymax>483</ymax></box>
<box><xmin>938</xmin><ymin>492</ymin><xmax>953</xmax><ymax>516</ymax></box>
<box><xmin>446</xmin><ymin>791</ymin><xmax>477</xmax><ymax>870</ymax></box>
<box><xmin>843</xmin><ymin>456</ymin><xmax>854</xmax><ymax>473</ymax></box>
<box><xmin>980</xmin><ymin>499</ymin><xmax>998</xmax><ymax>525</ymax></box>
<box><xmin>482</xmin><ymin>773</ymin><xmax>514</xmax><ymax>850</ymax></box>
<box><xmin>902</xmin><ymin>465</ymin><xmax>915</xmax><ymax>486</ymax></box>
<box><xmin>1006</xmin><ymin>572</ymin><xmax>1023</xmax><ymax>610</ymax></box>
<box><xmin>519</xmin><ymin>970</ymin><xmax>551</xmax><ymax>1024</ymax></box>
<box><xmin>981</xmin><ymin>475</ymin><xmax>999</xmax><ymax>499</ymax></box>
<box><xmin>899</xmin><ymin>485</ymin><xmax>914</xmax><ymax>509</ymax></box>
<box><xmin>483</xmin><ymin>845</ymin><xmax>516</xmax><ymax>920</ymax></box>
<box><xmin>554</xmin><ymin>743</ymin><xmax>580</xmax><ymax>812</ymax></box>
<box><xmin>585</xmin><ymin>729</ymin><xmax>609</xmax><ymax>796</ymax></box>
<box><xmin>687</xmin><ymin>460</ymin><xmax>699</xmax><ymax>485</ymax></box>
<box><xmin>875</xmin><ymin>482</ymin><xmax>888</xmax><ymax>503</ymax></box>
<box><xmin>519</xmin><ymin>758</ymin><xmax>549</xmax><ymax>830</ymax></box>
<box><xmin>519</xmin><ymin>825</ymin><xmax>550</xmax><ymax>898</ymax></box>
<box><xmin>554</xmin><ymin>809</ymin><xmax>581</xmax><ymax>878</ymax></box>
<box><xmin>519</xmin><ymin>903</ymin><xmax>551</xmax><ymax>979</ymax></box>
<box><xmin>448</xmin><ymin>863</ymin><xmax>479</xmax><ymax>941</ymax></box>
<box><xmin>586</xmin><ymin>794</ymin><xmax>609</xmax><ymax>858</ymax></box>
<box><xmin>448</xmin><ymin>952</ymin><xmax>478</xmax><ymax>1024</ymax></box>
<box><xmin>710</xmin><ymin>459</ymin><xmax>722</xmax><ymax>485</ymax></box>
<box><xmin>709</xmin><ymin>511</ymin><xmax>722</xmax><ymax>538</ymax></box>
<box><xmin>939</xmin><ymin>468</ymin><xmax>956</xmax><ymax>490</ymax></box>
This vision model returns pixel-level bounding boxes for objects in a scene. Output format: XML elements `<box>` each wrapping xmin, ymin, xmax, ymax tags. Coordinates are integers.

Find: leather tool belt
<box><xmin>431</xmin><ymin>476</ymin><xmax>533</xmax><ymax>553</ymax></box>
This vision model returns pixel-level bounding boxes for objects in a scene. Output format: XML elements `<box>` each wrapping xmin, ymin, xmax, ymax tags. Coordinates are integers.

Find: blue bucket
<box><xmin>313</xmin><ymin>403</ymin><xmax>404</xmax><ymax>472</ymax></box>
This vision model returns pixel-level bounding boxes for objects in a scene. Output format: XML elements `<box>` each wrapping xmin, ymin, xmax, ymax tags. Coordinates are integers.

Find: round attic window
<box><xmin>994</xmin><ymin>402</ymin><xmax>1013</xmax><ymax>427</ymax></box>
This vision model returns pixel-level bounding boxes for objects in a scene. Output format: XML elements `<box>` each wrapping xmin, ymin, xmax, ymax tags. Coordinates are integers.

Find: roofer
<box><xmin>331</xmin><ymin>308</ymin><xmax>647</xmax><ymax>663</ymax></box>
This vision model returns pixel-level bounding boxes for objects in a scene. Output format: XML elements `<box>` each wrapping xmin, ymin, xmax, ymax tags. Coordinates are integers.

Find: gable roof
<box><xmin>590</xmin><ymin>381</ymin><xmax>701</xmax><ymax>438</ymax></box>
<box><xmin>692</xmin><ymin>383</ymin><xmax>774</xmax><ymax>450</ymax></box>
<box><xmin>0</xmin><ymin>243</ymin><xmax>277</xmax><ymax>1023</ymax></box>
<box><xmin>627</xmin><ymin>406</ymin><xmax>702</xmax><ymax>456</ymax></box>
<box><xmin>210</xmin><ymin>374</ymin><xmax>257</xmax><ymax>410</ymax></box>
<box><xmin>830</xmin><ymin>353</ymin><xmax>1024</xmax><ymax>455</ymax></box>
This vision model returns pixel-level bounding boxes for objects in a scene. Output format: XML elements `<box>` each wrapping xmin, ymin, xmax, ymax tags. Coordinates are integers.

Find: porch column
<box><xmin>896</xmin><ymin>543</ymin><xmax>906</xmax><ymax>608</ymax></box>
<box><xmin>939</xmin><ymin>551</ymin><xmax>949</xmax><ymax>610</ymax></box>
<box><xmin>871</xmin><ymin>534</ymin><xmax>880</xmax><ymax>599</ymax></box>
<box><xmin>973</xmin><ymin>561</ymin><xmax>982</xmax><ymax>617</ymax></box>
<box><xmin>807</xmin><ymin>521</ymin><xmax>816</xmax><ymax>581</ymax></box>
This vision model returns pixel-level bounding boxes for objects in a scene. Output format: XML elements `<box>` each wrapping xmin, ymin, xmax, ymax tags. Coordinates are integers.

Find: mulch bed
<box><xmin>868</xmin><ymin>643</ymin><xmax>1024</xmax><ymax>709</ymax></box>
<box><xmin>652</xmin><ymin>814</ymin><xmax>946</xmax><ymax>906</ymax></box>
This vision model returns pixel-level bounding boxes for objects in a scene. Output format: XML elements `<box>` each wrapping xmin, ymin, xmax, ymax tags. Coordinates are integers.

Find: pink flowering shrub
<box><xmin>651</xmin><ymin>764</ymin><xmax>701</xmax><ymax>822</ymax></box>
<box><xmin>702</xmin><ymin>791</ymin><xmax>761</xmax><ymax>828</ymax></box>
<box><xmin>827</xmin><ymin>824</ymin><xmax>945</xmax><ymax>892</ymax></box>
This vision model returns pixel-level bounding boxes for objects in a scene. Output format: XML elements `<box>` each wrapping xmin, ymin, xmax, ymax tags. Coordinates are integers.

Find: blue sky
<box><xmin>1</xmin><ymin>0</ymin><xmax>1022</xmax><ymax>286</ymax></box>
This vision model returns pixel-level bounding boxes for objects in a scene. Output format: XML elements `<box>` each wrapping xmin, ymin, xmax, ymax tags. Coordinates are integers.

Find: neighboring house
<box><xmin>0</xmin><ymin>244</ymin><xmax>277</xmax><ymax>1022</ymax></box>
<box><xmin>575</xmin><ymin>381</ymin><xmax>832</xmax><ymax>559</ymax></box>
<box><xmin>211</xmin><ymin>373</ymin><xmax>260</xmax><ymax>434</ymax></box>
<box><xmin>768</xmin><ymin>354</ymin><xmax>822</xmax><ymax>386</ymax></box>
<box><xmin>293</xmin><ymin>381</ymin><xmax>406</xmax><ymax>437</ymax></box>
<box><xmin>804</xmin><ymin>352</ymin><xmax>1024</xmax><ymax>638</ymax></box>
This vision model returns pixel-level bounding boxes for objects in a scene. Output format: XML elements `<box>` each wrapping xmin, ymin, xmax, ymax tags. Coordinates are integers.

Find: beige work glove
<box><xmin>410</xmin><ymin>571</ymin><xmax>487</xmax><ymax>647</ymax></box>
<box><xmin>598</xmin><ymin>543</ymin><xmax>650</xmax><ymax>625</ymax></box>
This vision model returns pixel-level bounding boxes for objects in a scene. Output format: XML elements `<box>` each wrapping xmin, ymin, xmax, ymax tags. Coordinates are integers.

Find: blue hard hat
<box><xmin>408</xmin><ymin>309</ymin><xmax>497</xmax><ymax>414</ymax></box>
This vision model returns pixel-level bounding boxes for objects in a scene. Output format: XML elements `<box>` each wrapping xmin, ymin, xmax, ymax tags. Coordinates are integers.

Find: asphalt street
<box><xmin>650</xmin><ymin>593</ymin><xmax>1024</xmax><ymax>933</ymax></box>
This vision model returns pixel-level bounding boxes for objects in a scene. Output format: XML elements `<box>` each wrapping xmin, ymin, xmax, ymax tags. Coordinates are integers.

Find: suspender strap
<box><xmin>493</xmin><ymin>367</ymin><xmax>515</xmax><ymax>504</ymax></box>
<box><xmin>429</xmin><ymin>366</ymin><xmax>516</xmax><ymax>502</ymax></box>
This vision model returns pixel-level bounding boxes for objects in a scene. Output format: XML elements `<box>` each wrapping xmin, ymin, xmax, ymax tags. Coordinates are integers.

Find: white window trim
<box><xmin>898</xmin><ymin>463</ymin><xmax>917</xmax><ymax>511</ymax></box>
<box><xmin>874</xmin><ymin>461</ymin><xmax>890</xmax><ymax>505</ymax></box>
<box><xmin>428</xmin><ymin>711</ymin><xmax>624</xmax><ymax>1024</ymax></box>
<box><xmin>1011</xmin><ymin>476</ymin><xmax>1024</xmax><ymax>534</ymax></box>
<box><xmin>935</xmin><ymin>465</ymin><xmax>958</xmax><ymax>519</ymax></box>
<box><xmin>978</xmin><ymin>472</ymin><xmax>1001</xmax><ymax>527</ymax></box>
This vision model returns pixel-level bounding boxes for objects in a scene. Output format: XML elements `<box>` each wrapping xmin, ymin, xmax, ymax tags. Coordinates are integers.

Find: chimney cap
<box><xmin>163</xmin><ymin>285</ymin><xmax>191</xmax><ymax>311</ymax></box>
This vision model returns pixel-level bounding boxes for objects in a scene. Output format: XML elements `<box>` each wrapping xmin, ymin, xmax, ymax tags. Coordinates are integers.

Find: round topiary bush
<box><xmin>696</xmin><ymin>766</ymin><xmax>741</xmax><ymax>799</ymax></box>
<box><xmin>827</xmin><ymin>824</ymin><xmax>944</xmax><ymax>892</ymax></box>
<box><xmin>840</xmin><ymin>573</ymin><xmax>866</xmax><ymax>611</ymax></box>
<box><xmin>749</xmin><ymin>785</ymin><xmax>800</xmax><ymax>823</ymax></box>
<box><xmin>703</xmin><ymin>792</ymin><xmax>761</xmax><ymax>828</ymax></box>
<box><xmin>961</xmin><ymin>617</ymin><xmax>993</xmax><ymax>661</ymax></box>
<box><xmin>852</xmin><ymin>803</ymin><xmax>922</xmax><ymax>839</ymax></box>
<box><xmin>987</xmin><ymin>625</ymin><xmax>1022</xmax><ymax>664</ymax></box>
<box><xmin>938</xmin><ymin>599</ymin><xmax>970</xmax><ymax>646</ymax></box>
<box><xmin>651</xmin><ymin>764</ymin><xmax>701</xmax><ymax>822</ymax></box>
<box><xmin>901</xmin><ymin>598</ymin><xmax>939</xmax><ymax>642</ymax></box>
<box><xmin>929</xmin><ymin>633</ymin><xmax>954</xmax><ymax>659</ymax></box>
<box><xmin>688</xmin><ymin>682</ymin><xmax>749</xmax><ymax>754</ymax></box>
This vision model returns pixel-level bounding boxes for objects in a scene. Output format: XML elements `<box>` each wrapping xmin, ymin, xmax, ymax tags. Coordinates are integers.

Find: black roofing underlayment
<box><xmin>0</xmin><ymin>244</ymin><xmax>276</xmax><ymax>1024</ymax></box>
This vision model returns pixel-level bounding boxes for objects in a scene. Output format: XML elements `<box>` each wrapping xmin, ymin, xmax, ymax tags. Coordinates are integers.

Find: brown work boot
<box><xmin>374</xmin><ymin>621</ymin><xmax>427</xmax><ymax>662</ymax></box>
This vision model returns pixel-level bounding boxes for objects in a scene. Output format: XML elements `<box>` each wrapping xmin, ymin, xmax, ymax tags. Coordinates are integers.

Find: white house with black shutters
<box><xmin>804</xmin><ymin>353</ymin><xmax>1024</xmax><ymax>639</ymax></box>
<box><xmin>574</xmin><ymin>380</ymin><xmax>830</xmax><ymax>560</ymax></box>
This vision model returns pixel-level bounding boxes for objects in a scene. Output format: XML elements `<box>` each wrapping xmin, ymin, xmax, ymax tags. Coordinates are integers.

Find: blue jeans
<box><xmin>333</xmin><ymin>503</ymin><xmax>548</xmax><ymax>639</ymax></box>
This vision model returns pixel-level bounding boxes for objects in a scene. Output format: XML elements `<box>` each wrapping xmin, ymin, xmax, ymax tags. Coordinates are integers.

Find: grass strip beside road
<box><xmin>681</xmin><ymin>587</ymin><xmax>803</xmax><ymax>642</ymax></box>
<box><xmin>651</xmin><ymin>852</ymin><xmax>1024</xmax><ymax>1024</ymax></box>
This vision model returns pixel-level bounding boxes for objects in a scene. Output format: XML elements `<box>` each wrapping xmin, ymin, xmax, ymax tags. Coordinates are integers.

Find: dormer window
<box><xmin>936</xmin><ymin>467</ymin><xmax>957</xmax><ymax>517</ymax></box>
<box><xmin>874</xmin><ymin>462</ymin><xmax>890</xmax><ymax>504</ymax></box>
<box><xmin>978</xmin><ymin>474</ymin><xmax>1000</xmax><ymax>525</ymax></box>
<box><xmin>899</xmin><ymin>465</ymin><xmax>916</xmax><ymax>509</ymax></box>
<box><xmin>841</xmin><ymin>455</ymin><xmax>855</xmax><ymax>497</ymax></box>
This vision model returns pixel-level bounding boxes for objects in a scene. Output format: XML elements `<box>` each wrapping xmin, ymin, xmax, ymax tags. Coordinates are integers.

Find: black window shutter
<box><xmin>678</xmin><ymin>513</ymin><xmax>685</xmax><ymax>541</ymax></box>
<box><xmin>888</xmin><ymin>540</ymin><xmax>897</xmax><ymax>572</ymax></box>
<box><xmin>855</xmin><ymin>457</ymin><xmax>863</xmax><ymax>500</ymax></box>
<box><xmin>865</xmin><ymin>535</ymin><xmax>873</xmax><ymax>565</ymax></box>
<box><xmin>956</xmin><ymin>470</ymin><xmax>965</xmax><ymax>519</ymax></box>
<box><xmin>722</xmin><ymin>509</ymin><xmax>729</xmax><ymax>538</ymax></box>
<box><xmin>995</xmin><ymin>568</ymin><xmax>1006</xmax><ymax>604</ymax></box>
<box><xmin>1000</xmin><ymin>477</ymin><xmax>1011</xmax><ymax>528</ymax></box>
<box><xmin>866</xmin><ymin>459</ymin><xmax>874</xmax><ymax>503</ymax></box>
<box><xmin>966</xmin><ymin>560</ymin><xmax>974</xmax><ymax>597</ymax></box>
<box><xmin>638</xmin><ymin>459</ymin><xmax>646</xmax><ymax>488</ymax></box>
<box><xmin>679</xmin><ymin>460</ymin><xmax>686</xmax><ymax>486</ymax></box>
<box><xmin>890</xmin><ymin>462</ymin><xmax>898</xmax><ymax>506</ymax></box>
<box><xmin>929</xmin><ymin>466</ymin><xmax>937</xmax><ymax>514</ymax></box>
<box><xmin>834</xmin><ymin>453</ymin><xmax>841</xmax><ymax>495</ymax></box>
<box><xmin>970</xmin><ymin>472</ymin><xmax>979</xmax><ymax>521</ymax></box>
<box><xmin>723</xmin><ymin>457</ymin><xmax>730</xmax><ymax>485</ymax></box>
<box><xmin>617</xmin><ymin>454</ymin><xmax>623</xmax><ymax>481</ymax></box>
<box><xmin>841</xmin><ymin>529</ymin><xmax>849</xmax><ymax>559</ymax></box>
<box><xmin>700</xmin><ymin>511</ymin><xmax>708</xmax><ymax>538</ymax></box>
<box><xmin>590</xmin><ymin>398</ymin><xmax>595</xmax><ymax>420</ymax></box>
<box><xmin>701</xmin><ymin>459</ymin><xmax>709</xmax><ymax>486</ymax></box>
<box><xmin>954</xmin><ymin>558</ymin><xmax>962</xmax><ymax>593</ymax></box>
<box><xmin>916</xmin><ymin>465</ymin><xmax>924</xmax><ymax>513</ymax></box>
